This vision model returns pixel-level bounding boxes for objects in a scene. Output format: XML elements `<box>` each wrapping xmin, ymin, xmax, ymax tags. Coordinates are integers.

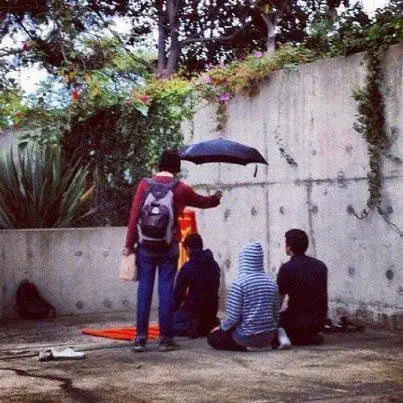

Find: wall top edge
<box><xmin>0</xmin><ymin>226</ymin><xmax>127</xmax><ymax>233</ymax></box>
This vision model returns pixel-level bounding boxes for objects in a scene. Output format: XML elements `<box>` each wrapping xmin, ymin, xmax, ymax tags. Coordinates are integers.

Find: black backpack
<box><xmin>16</xmin><ymin>280</ymin><xmax>56</xmax><ymax>319</ymax></box>
<box><xmin>139</xmin><ymin>179</ymin><xmax>178</xmax><ymax>245</ymax></box>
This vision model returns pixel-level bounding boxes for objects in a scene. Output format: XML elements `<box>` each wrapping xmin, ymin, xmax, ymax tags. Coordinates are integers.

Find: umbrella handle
<box><xmin>254</xmin><ymin>164</ymin><xmax>258</xmax><ymax>178</ymax></box>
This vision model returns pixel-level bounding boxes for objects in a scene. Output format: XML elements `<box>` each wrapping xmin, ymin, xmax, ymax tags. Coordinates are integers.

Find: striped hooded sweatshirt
<box><xmin>221</xmin><ymin>242</ymin><xmax>279</xmax><ymax>336</ymax></box>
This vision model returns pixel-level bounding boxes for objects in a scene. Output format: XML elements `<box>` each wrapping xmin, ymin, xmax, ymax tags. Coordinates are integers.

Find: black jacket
<box><xmin>277</xmin><ymin>254</ymin><xmax>328</xmax><ymax>327</ymax></box>
<box><xmin>174</xmin><ymin>249</ymin><xmax>220</xmax><ymax>316</ymax></box>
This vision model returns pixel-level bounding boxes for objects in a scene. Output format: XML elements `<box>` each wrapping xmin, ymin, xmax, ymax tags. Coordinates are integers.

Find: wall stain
<box><xmin>306</xmin><ymin>182</ymin><xmax>317</xmax><ymax>257</ymax></box>
<box><xmin>103</xmin><ymin>299</ymin><xmax>112</xmax><ymax>309</ymax></box>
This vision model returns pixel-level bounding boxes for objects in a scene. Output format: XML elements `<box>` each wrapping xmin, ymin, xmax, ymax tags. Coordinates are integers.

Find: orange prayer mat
<box><xmin>81</xmin><ymin>325</ymin><xmax>159</xmax><ymax>341</ymax></box>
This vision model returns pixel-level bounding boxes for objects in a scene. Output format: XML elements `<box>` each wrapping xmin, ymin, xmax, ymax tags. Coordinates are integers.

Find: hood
<box><xmin>189</xmin><ymin>249</ymin><xmax>215</xmax><ymax>266</ymax></box>
<box><xmin>238</xmin><ymin>242</ymin><xmax>264</xmax><ymax>273</ymax></box>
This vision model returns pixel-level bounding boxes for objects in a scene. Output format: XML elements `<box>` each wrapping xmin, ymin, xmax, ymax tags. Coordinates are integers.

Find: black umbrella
<box><xmin>179</xmin><ymin>138</ymin><xmax>268</xmax><ymax>166</ymax></box>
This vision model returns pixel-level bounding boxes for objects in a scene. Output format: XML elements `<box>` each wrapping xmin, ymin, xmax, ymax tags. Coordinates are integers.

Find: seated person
<box><xmin>276</xmin><ymin>229</ymin><xmax>328</xmax><ymax>346</ymax></box>
<box><xmin>208</xmin><ymin>242</ymin><xmax>283</xmax><ymax>351</ymax></box>
<box><xmin>173</xmin><ymin>233</ymin><xmax>220</xmax><ymax>338</ymax></box>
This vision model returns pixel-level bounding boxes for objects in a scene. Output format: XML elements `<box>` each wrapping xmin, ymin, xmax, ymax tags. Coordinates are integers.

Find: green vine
<box><xmin>215</xmin><ymin>102</ymin><xmax>228</xmax><ymax>132</ymax></box>
<box><xmin>352</xmin><ymin>46</ymin><xmax>388</xmax><ymax>209</ymax></box>
<box><xmin>352</xmin><ymin>46</ymin><xmax>402</xmax><ymax>237</ymax></box>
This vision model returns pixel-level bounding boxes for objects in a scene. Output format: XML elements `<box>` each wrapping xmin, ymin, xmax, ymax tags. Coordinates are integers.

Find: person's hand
<box><xmin>210</xmin><ymin>326</ymin><xmax>220</xmax><ymax>334</ymax></box>
<box><xmin>122</xmin><ymin>247</ymin><xmax>131</xmax><ymax>257</ymax></box>
<box><xmin>214</xmin><ymin>190</ymin><xmax>223</xmax><ymax>200</ymax></box>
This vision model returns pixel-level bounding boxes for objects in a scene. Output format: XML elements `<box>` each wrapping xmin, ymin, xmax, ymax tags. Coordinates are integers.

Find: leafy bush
<box><xmin>0</xmin><ymin>144</ymin><xmax>93</xmax><ymax>228</ymax></box>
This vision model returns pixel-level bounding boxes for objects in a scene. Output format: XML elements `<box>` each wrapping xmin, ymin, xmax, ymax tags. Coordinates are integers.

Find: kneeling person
<box><xmin>173</xmin><ymin>233</ymin><xmax>220</xmax><ymax>338</ymax></box>
<box><xmin>208</xmin><ymin>242</ymin><xmax>279</xmax><ymax>351</ymax></box>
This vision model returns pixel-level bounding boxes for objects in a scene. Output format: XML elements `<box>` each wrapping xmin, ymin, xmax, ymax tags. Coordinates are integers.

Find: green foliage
<box><xmin>0</xmin><ymin>90</ymin><xmax>28</xmax><ymax>128</ymax></box>
<box><xmin>352</xmin><ymin>48</ymin><xmax>386</xmax><ymax>208</ymax></box>
<box><xmin>58</xmin><ymin>74</ymin><xmax>194</xmax><ymax>226</ymax></box>
<box><xmin>350</xmin><ymin>1</ymin><xmax>402</xmax><ymax>210</ymax></box>
<box><xmin>0</xmin><ymin>145</ymin><xmax>93</xmax><ymax>228</ymax></box>
<box><xmin>199</xmin><ymin>45</ymin><xmax>315</xmax><ymax>96</ymax></box>
<box><xmin>195</xmin><ymin>45</ymin><xmax>315</xmax><ymax>130</ymax></box>
<box><xmin>0</xmin><ymin>1</ymin><xmax>400</xmax><ymax>228</ymax></box>
<box><xmin>305</xmin><ymin>0</ymin><xmax>401</xmax><ymax>57</ymax></box>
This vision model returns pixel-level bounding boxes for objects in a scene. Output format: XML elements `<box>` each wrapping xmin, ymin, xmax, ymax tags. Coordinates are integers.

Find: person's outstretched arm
<box><xmin>220</xmin><ymin>282</ymin><xmax>243</xmax><ymax>331</ymax></box>
<box><xmin>182</xmin><ymin>183</ymin><xmax>222</xmax><ymax>209</ymax></box>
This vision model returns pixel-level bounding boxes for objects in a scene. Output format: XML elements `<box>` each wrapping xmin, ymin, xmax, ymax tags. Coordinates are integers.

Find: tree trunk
<box><xmin>165</xmin><ymin>0</ymin><xmax>181</xmax><ymax>77</ymax></box>
<box><xmin>261</xmin><ymin>12</ymin><xmax>277</xmax><ymax>54</ymax></box>
<box><xmin>156</xmin><ymin>0</ymin><xmax>167</xmax><ymax>75</ymax></box>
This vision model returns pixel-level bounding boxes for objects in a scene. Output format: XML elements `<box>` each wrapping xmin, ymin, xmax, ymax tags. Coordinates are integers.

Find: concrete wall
<box><xmin>0</xmin><ymin>227</ymin><xmax>140</xmax><ymax>320</ymax></box>
<box><xmin>0</xmin><ymin>46</ymin><xmax>401</xmax><ymax>328</ymax></box>
<box><xmin>182</xmin><ymin>44</ymin><xmax>403</xmax><ymax>329</ymax></box>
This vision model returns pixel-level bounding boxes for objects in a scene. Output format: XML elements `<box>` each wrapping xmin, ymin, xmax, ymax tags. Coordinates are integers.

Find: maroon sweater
<box><xmin>124</xmin><ymin>175</ymin><xmax>220</xmax><ymax>249</ymax></box>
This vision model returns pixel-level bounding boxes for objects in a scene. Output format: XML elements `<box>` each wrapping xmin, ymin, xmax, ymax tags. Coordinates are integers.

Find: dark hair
<box><xmin>184</xmin><ymin>233</ymin><xmax>203</xmax><ymax>251</ymax></box>
<box><xmin>159</xmin><ymin>150</ymin><xmax>181</xmax><ymax>174</ymax></box>
<box><xmin>285</xmin><ymin>229</ymin><xmax>309</xmax><ymax>254</ymax></box>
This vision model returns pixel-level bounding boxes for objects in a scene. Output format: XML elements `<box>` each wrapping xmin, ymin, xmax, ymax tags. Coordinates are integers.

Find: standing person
<box><xmin>277</xmin><ymin>229</ymin><xmax>328</xmax><ymax>346</ymax></box>
<box><xmin>208</xmin><ymin>242</ymin><xmax>280</xmax><ymax>351</ymax></box>
<box><xmin>123</xmin><ymin>151</ymin><xmax>222</xmax><ymax>352</ymax></box>
<box><xmin>173</xmin><ymin>233</ymin><xmax>220</xmax><ymax>338</ymax></box>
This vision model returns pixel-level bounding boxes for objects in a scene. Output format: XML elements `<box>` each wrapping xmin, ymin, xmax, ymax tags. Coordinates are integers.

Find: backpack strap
<box><xmin>167</xmin><ymin>179</ymin><xmax>179</xmax><ymax>190</ymax></box>
<box><xmin>138</xmin><ymin>178</ymin><xmax>179</xmax><ymax>211</ymax></box>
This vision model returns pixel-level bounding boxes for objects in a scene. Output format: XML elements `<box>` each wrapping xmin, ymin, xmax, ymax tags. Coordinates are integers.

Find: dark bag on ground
<box><xmin>16</xmin><ymin>280</ymin><xmax>56</xmax><ymax>319</ymax></box>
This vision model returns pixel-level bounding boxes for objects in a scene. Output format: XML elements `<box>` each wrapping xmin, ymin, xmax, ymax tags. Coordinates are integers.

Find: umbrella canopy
<box><xmin>179</xmin><ymin>138</ymin><xmax>268</xmax><ymax>166</ymax></box>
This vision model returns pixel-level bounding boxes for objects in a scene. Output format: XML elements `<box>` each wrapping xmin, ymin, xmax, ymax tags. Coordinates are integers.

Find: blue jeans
<box><xmin>136</xmin><ymin>244</ymin><xmax>179</xmax><ymax>342</ymax></box>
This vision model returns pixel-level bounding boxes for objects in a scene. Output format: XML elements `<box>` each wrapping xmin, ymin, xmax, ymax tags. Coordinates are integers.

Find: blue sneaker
<box><xmin>132</xmin><ymin>339</ymin><xmax>147</xmax><ymax>352</ymax></box>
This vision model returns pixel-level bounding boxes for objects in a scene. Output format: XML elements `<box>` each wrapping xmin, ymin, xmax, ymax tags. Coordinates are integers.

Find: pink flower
<box><xmin>21</xmin><ymin>43</ymin><xmax>29</xmax><ymax>52</ymax></box>
<box><xmin>201</xmin><ymin>74</ymin><xmax>211</xmax><ymax>84</ymax></box>
<box><xmin>139</xmin><ymin>95</ymin><xmax>150</xmax><ymax>105</ymax></box>
<box><xmin>218</xmin><ymin>92</ymin><xmax>230</xmax><ymax>103</ymax></box>
<box><xmin>253</xmin><ymin>51</ymin><xmax>263</xmax><ymax>58</ymax></box>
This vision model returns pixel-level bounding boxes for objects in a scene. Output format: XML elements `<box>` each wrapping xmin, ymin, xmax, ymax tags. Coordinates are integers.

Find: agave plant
<box><xmin>0</xmin><ymin>144</ymin><xmax>94</xmax><ymax>228</ymax></box>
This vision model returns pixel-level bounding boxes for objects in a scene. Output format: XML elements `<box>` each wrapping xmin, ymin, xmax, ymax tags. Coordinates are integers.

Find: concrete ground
<box><xmin>0</xmin><ymin>312</ymin><xmax>402</xmax><ymax>402</ymax></box>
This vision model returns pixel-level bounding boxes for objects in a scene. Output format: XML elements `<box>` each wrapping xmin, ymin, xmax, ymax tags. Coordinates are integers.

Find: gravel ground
<box><xmin>0</xmin><ymin>312</ymin><xmax>402</xmax><ymax>402</ymax></box>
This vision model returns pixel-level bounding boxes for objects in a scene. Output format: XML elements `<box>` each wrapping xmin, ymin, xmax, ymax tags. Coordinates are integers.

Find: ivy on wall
<box><xmin>352</xmin><ymin>46</ymin><xmax>402</xmax><ymax>236</ymax></box>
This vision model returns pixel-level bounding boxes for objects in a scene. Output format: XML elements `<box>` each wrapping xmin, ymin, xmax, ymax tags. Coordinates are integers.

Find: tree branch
<box><xmin>92</xmin><ymin>10</ymin><xmax>154</xmax><ymax>72</ymax></box>
<box><xmin>180</xmin><ymin>20</ymin><xmax>252</xmax><ymax>46</ymax></box>
<box><xmin>0</xmin><ymin>48</ymin><xmax>24</xmax><ymax>57</ymax></box>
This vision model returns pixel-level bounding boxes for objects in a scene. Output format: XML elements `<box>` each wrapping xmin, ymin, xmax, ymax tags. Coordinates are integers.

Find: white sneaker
<box><xmin>278</xmin><ymin>327</ymin><xmax>291</xmax><ymax>350</ymax></box>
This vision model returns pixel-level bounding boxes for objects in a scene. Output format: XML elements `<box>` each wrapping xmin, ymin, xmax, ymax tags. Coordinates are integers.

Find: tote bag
<box><xmin>119</xmin><ymin>253</ymin><xmax>137</xmax><ymax>281</ymax></box>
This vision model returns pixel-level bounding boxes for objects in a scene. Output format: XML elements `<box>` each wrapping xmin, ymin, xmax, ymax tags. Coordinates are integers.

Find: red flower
<box><xmin>21</xmin><ymin>43</ymin><xmax>29</xmax><ymax>52</ymax></box>
<box><xmin>71</xmin><ymin>90</ymin><xmax>80</xmax><ymax>101</ymax></box>
<box><xmin>14</xmin><ymin>112</ymin><xmax>23</xmax><ymax>118</ymax></box>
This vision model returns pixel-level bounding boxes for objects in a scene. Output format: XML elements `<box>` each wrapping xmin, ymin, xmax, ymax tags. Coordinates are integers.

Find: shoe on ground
<box><xmin>132</xmin><ymin>339</ymin><xmax>147</xmax><ymax>352</ymax></box>
<box><xmin>158</xmin><ymin>340</ymin><xmax>180</xmax><ymax>352</ymax></box>
<box><xmin>278</xmin><ymin>327</ymin><xmax>291</xmax><ymax>350</ymax></box>
<box><xmin>38</xmin><ymin>349</ymin><xmax>53</xmax><ymax>361</ymax></box>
